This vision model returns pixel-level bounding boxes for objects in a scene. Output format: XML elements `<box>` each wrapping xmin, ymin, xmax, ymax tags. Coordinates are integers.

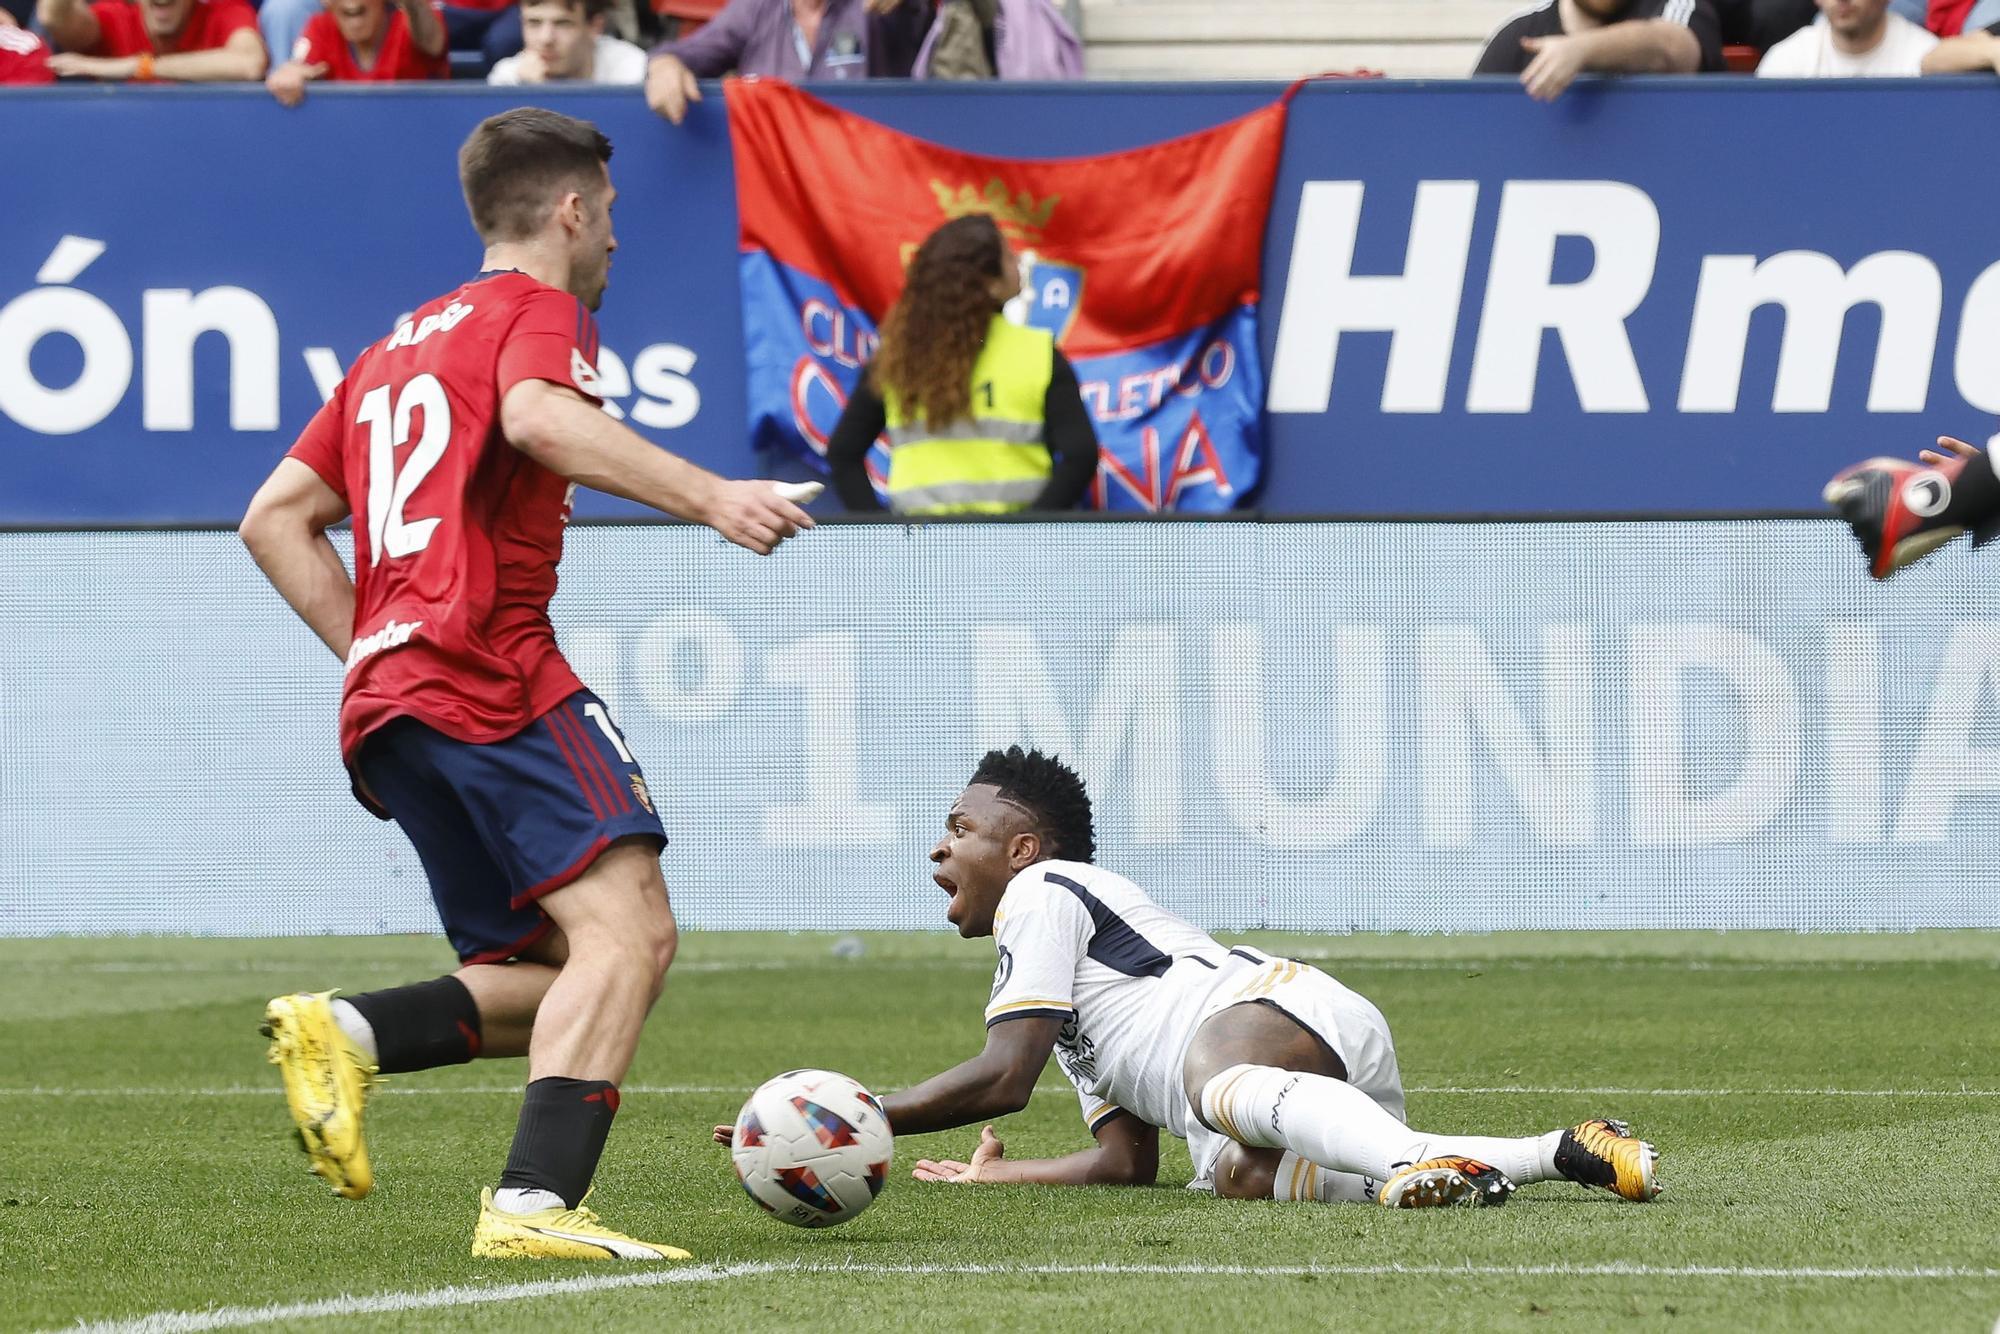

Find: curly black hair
<box><xmin>969</xmin><ymin>745</ymin><xmax>1096</xmax><ymax>864</ymax></box>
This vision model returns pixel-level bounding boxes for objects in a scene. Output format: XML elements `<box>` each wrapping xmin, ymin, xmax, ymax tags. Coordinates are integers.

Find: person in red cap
<box><xmin>36</xmin><ymin>0</ymin><xmax>266</xmax><ymax>80</ymax></box>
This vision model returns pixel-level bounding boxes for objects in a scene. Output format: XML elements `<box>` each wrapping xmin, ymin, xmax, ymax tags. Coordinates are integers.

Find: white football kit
<box><xmin>983</xmin><ymin>859</ymin><xmax>1406</xmax><ymax>1189</ymax></box>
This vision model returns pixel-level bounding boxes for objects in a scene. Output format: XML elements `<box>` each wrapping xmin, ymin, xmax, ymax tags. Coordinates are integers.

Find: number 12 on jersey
<box><xmin>356</xmin><ymin>374</ymin><xmax>452</xmax><ymax>565</ymax></box>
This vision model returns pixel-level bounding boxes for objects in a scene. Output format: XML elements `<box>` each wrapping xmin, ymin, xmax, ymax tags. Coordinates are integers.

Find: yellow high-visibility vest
<box><xmin>882</xmin><ymin>315</ymin><xmax>1053</xmax><ymax>515</ymax></box>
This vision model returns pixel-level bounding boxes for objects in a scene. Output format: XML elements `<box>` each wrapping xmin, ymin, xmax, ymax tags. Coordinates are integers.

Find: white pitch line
<box><xmin>7</xmin><ymin>959</ymin><xmax>989</xmax><ymax>975</ymax></box>
<box><xmin>17</xmin><ymin>958</ymin><xmax>1998</xmax><ymax>977</ymax></box>
<box><xmin>4</xmin><ymin>1083</ymin><xmax>1998</xmax><ymax>1099</ymax></box>
<box><xmin>52</xmin><ymin>1259</ymin><xmax>2000</xmax><ymax>1334</ymax></box>
<box><xmin>1407</xmin><ymin>1085</ymin><xmax>2000</xmax><ymax>1099</ymax></box>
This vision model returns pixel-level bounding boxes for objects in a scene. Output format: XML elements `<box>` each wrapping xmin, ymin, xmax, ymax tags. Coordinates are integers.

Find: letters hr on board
<box><xmin>1268</xmin><ymin>179</ymin><xmax>1996</xmax><ymax>416</ymax></box>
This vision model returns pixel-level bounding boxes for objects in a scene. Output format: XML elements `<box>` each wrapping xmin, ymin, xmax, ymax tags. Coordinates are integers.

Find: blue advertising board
<box><xmin>4</xmin><ymin>79</ymin><xmax>1998</xmax><ymax>522</ymax></box>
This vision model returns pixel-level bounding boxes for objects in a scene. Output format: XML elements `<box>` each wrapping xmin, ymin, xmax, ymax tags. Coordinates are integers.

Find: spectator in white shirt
<box><xmin>1756</xmin><ymin>0</ymin><xmax>1937</xmax><ymax>75</ymax></box>
<box><xmin>488</xmin><ymin>0</ymin><xmax>645</xmax><ymax>83</ymax></box>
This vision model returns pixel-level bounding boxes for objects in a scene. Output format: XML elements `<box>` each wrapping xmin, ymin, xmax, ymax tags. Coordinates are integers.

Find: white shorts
<box><xmin>1184</xmin><ymin>951</ymin><xmax>1405</xmax><ymax>1189</ymax></box>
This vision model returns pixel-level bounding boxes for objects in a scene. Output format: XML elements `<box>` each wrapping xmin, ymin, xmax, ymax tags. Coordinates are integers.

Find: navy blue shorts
<box><xmin>355</xmin><ymin>691</ymin><xmax>667</xmax><ymax>965</ymax></box>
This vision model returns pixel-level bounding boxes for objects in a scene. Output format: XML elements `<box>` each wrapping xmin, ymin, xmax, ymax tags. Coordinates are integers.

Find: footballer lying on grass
<box><xmin>720</xmin><ymin>746</ymin><xmax>1662</xmax><ymax>1209</ymax></box>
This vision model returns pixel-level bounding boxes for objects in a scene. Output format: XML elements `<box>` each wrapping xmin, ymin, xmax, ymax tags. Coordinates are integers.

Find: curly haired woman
<box><xmin>828</xmin><ymin>215</ymin><xmax>1099</xmax><ymax>515</ymax></box>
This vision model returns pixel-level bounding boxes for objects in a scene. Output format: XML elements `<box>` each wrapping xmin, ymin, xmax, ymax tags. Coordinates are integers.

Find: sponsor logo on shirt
<box><xmin>345</xmin><ymin>617</ymin><xmax>423</xmax><ymax>671</ymax></box>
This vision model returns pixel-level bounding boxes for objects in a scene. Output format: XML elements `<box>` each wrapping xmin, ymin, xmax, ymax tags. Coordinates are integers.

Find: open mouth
<box><xmin>933</xmin><ymin>871</ymin><xmax>957</xmax><ymax>895</ymax></box>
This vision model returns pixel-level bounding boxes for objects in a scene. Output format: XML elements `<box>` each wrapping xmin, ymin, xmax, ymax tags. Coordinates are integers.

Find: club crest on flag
<box><xmin>1003</xmin><ymin>251</ymin><xmax>1085</xmax><ymax>345</ymax></box>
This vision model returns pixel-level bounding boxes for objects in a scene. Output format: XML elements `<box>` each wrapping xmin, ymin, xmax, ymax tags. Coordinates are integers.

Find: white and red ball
<box><xmin>730</xmin><ymin>1069</ymin><xmax>893</xmax><ymax>1228</ymax></box>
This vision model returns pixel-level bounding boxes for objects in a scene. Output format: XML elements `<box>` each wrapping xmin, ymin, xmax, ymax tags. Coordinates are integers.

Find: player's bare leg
<box><xmin>472</xmin><ymin>838</ymin><xmax>689</xmax><ymax>1260</ymax></box>
<box><xmin>454</xmin><ymin>933</ymin><xmax>568</xmax><ymax>1057</ymax></box>
<box><xmin>1184</xmin><ymin>1000</ymin><xmax>1658</xmax><ymax>1207</ymax></box>
<box><xmin>522</xmin><ymin>840</ymin><xmax>676</xmax><ymax>1081</ymax></box>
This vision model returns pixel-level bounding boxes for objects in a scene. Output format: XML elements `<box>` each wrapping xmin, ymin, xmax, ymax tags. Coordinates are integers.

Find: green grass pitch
<box><xmin>3</xmin><ymin>930</ymin><xmax>1997</xmax><ymax>1332</ymax></box>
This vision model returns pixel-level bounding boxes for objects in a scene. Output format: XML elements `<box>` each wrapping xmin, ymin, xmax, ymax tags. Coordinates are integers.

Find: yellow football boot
<box><xmin>471</xmin><ymin>1188</ymin><xmax>692</xmax><ymax>1261</ymax></box>
<box><xmin>1555</xmin><ymin>1118</ymin><xmax>1663</xmax><ymax>1201</ymax></box>
<box><xmin>1377</xmin><ymin>1156</ymin><xmax>1516</xmax><ymax>1208</ymax></box>
<box><xmin>262</xmin><ymin>990</ymin><xmax>378</xmax><ymax>1200</ymax></box>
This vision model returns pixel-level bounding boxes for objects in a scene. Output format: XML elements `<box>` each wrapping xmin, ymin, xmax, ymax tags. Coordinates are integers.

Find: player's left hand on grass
<box><xmin>911</xmin><ymin>1125</ymin><xmax>1006</xmax><ymax>1184</ymax></box>
<box><xmin>712</xmin><ymin>1123</ymin><xmax>733</xmax><ymax>1146</ymax></box>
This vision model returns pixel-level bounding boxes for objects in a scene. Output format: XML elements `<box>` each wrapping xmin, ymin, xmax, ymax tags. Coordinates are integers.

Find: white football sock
<box><xmin>492</xmin><ymin>1187</ymin><xmax>566</xmax><ymax>1215</ymax></box>
<box><xmin>1272</xmin><ymin>1150</ymin><xmax>1376</xmax><ymax>1204</ymax></box>
<box><xmin>1201</xmin><ymin>1064</ymin><xmax>1560</xmax><ymax>1187</ymax></box>
<box><xmin>330</xmin><ymin>998</ymin><xmax>379</xmax><ymax>1063</ymax></box>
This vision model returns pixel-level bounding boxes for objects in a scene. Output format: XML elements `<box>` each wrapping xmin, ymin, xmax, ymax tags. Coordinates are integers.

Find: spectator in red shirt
<box><xmin>265</xmin><ymin>0</ymin><xmax>446</xmax><ymax>104</ymax></box>
<box><xmin>37</xmin><ymin>0</ymin><xmax>266</xmax><ymax>80</ymax></box>
<box><xmin>0</xmin><ymin>8</ymin><xmax>56</xmax><ymax>81</ymax></box>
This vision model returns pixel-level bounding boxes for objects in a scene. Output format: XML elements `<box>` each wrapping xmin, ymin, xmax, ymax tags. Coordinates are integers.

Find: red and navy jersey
<box><xmin>287</xmin><ymin>270</ymin><xmax>606</xmax><ymax>765</ymax></box>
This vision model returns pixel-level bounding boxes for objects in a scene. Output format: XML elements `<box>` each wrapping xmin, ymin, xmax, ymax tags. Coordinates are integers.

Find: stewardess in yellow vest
<box><xmin>829</xmin><ymin>215</ymin><xmax>1099</xmax><ymax>515</ymax></box>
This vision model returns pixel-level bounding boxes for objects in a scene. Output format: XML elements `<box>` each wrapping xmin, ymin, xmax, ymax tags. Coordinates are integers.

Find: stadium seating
<box><xmin>1077</xmin><ymin>0</ymin><xmax>1529</xmax><ymax>80</ymax></box>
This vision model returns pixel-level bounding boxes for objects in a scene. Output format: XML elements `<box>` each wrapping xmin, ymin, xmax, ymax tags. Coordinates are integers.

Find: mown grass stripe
<box><xmin>56</xmin><ymin>1260</ymin><xmax>2000</xmax><ymax>1334</ymax></box>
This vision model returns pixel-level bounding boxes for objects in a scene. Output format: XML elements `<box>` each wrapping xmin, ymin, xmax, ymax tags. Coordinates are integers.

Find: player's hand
<box><xmin>646</xmin><ymin>53</ymin><xmax>701</xmax><ymax>124</ymax></box>
<box><xmin>712</xmin><ymin>1123</ymin><xmax>733</xmax><ymax>1146</ymax></box>
<box><xmin>266</xmin><ymin>60</ymin><xmax>326</xmax><ymax>107</ymax></box>
<box><xmin>1519</xmin><ymin>34</ymin><xmax>1587</xmax><ymax>102</ymax></box>
<box><xmin>514</xmin><ymin>48</ymin><xmax>548</xmax><ymax>83</ymax></box>
<box><xmin>706</xmin><ymin>479</ymin><xmax>815</xmax><ymax>556</ymax></box>
<box><xmin>911</xmin><ymin>1125</ymin><xmax>1006</xmax><ymax>1184</ymax></box>
<box><xmin>1921</xmin><ymin>436</ymin><xmax>1984</xmax><ymax>467</ymax></box>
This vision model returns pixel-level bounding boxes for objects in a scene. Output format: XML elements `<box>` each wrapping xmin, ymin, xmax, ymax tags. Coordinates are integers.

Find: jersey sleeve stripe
<box><xmin>1086</xmin><ymin>1103</ymin><xmax>1126</xmax><ymax>1133</ymax></box>
<box><xmin>986</xmin><ymin>997</ymin><xmax>1074</xmax><ymax>1014</ymax></box>
<box><xmin>983</xmin><ymin>1003</ymin><xmax>1073</xmax><ymax>1028</ymax></box>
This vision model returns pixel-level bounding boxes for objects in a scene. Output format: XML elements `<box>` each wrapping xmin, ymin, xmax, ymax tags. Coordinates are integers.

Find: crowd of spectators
<box><xmin>0</xmin><ymin>0</ymin><xmax>1079</xmax><ymax>90</ymax></box>
<box><xmin>1473</xmin><ymin>0</ymin><xmax>2000</xmax><ymax>90</ymax></box>
<box><xmin>13</xmin><ymin>0</ymin><xmax>2000</xmax><ymax>92</ymax></box>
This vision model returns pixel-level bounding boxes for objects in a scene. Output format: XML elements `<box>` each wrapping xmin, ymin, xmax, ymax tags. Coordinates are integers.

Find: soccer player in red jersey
<box><xmin>37</xmin><ymin>0</ymin><xmax>265</xmax><ymax>81</ymax></box>
<box><xmin>265</xmin><ymin>0</ymin><xmax>444</xmax><ymax>106</ymax></box>
<box><xmin>239</xmin><ymin>107</ymin><xmax>815</xmax><ymax>1261</ymax></box>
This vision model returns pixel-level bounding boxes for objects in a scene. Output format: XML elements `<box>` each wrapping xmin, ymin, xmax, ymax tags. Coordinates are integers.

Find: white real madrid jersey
<box><xmin>982</xmin><ymin>859</ymin><xmax>1263</xmax><ymax>1144</ymax></box>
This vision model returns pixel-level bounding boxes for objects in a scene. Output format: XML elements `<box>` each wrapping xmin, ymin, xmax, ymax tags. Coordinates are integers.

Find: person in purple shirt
<box><xmin>644</xmin><ymin>0</ymin><xmax>928</xmax><ymax>122</ymax></box>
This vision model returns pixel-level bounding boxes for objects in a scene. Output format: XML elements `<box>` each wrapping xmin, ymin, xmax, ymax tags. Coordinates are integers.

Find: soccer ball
<box><xmin>730</xmin><ymin>1068</ymin><xmax>893</xmax><ymax>1228</ymax></box>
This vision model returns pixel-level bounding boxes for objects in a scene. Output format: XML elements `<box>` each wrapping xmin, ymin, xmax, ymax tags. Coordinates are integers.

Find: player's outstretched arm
<box><xmin>876</xmin><ymin>1015</ymin><xmax>1062</xmax><ymax>1138</ymax></box>
<box><xmin>911</xmin><ymin>1114</ymin><xmax>1159</xmax><ymax>1188</ymax></box>
<box><xmin>502</xmin><ymin>379</ymin><xmax>814</xmax><ymax>555</ymax></box>
<box><xmin>240</xmin><ymin>458</ymin><xmax>356</xmax><ymax>660</ymax></box>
